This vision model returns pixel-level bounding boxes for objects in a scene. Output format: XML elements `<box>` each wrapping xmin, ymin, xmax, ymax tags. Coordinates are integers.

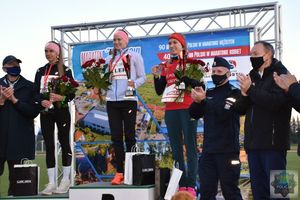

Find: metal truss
<box><xmin>50</xmin><ymin>2</ymin><xmax>282</xmax><ymax>185</ymax></box>
<box><xmin>52</xmin><ymin>1</ymin><xmax>282</xmax><ymax>63</ymax></box>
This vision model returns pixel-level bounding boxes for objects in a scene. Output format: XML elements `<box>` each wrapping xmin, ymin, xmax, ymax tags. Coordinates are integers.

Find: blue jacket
<box><xmin>189</xmin><ymin>82</ymin><xmax>241</xmax><ymax>153</ymax></box>
<box><xmin>0</xmin><ymin>75</ymin><xmax>40</xmax><ymax>160</ymax></box>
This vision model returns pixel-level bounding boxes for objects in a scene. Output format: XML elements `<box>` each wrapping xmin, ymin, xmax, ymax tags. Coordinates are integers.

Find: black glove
<box><xmin>224</xmin><ymin>97</ymin><xmax>236</xmax><ymax>110</ymax></box>
<box><xmin>297</xmin><ymin>142</ymin><xmax>300</xmax><ymax>156</ymax></box>
<box><xmin>181</xmin><ymin>76</ymin><xmax>192</xmax><ymax>85</ymax></box>
<box><xmin>181</xmin><ymin>76</ymin><xmax>204</xmax><ymax>89</ymax></box>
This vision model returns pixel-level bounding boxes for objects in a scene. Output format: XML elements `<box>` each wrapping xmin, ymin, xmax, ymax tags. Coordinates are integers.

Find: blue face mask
<box><xmin>6</xmin><ymin>66</ymin><xmax>21</xmax><ymax>76</ymax></box>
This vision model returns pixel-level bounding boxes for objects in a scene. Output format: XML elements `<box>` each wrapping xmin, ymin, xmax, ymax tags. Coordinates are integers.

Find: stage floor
<box><xmin>0</xmin><ymin>182</ymin><xmax>155</xmax><ymax>200</ymax></box>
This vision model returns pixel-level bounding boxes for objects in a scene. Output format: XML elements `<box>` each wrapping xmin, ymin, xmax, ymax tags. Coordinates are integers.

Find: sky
<box><xmin>0</xmin><ymin>0</ymin><xmax>299</xmax><ymax>81</ymax></box>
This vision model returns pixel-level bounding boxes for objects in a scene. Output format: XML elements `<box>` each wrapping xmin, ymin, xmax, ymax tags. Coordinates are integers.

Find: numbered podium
<box><xmin>69</xmin><ymin>182</ymin><xmax>155</xmax><ymax>200</ymax></box>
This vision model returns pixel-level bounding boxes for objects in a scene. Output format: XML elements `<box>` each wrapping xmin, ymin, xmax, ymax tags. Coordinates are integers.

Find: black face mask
<box><xmin>250</xmin><ymin>56</ymin><xmax>264</xmax><ymax>70</ymax></box>
<box><xmin>171</xmin><ymin>54</ymin><xmax>180</xmax><ymax>61</ymax></box>
<box><xmin>212</xmin><ymin>73</ymin><xmax>227</xmax><ymax>86</ymax></box>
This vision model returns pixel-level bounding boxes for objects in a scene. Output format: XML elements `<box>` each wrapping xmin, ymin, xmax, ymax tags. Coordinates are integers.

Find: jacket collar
<box><xmin>214</xmin><ymin>81</ymin><xmax>230</xmax><ymax>90</ymax></box>
<box><xmin>0</xmin><ymin>75</ymin><xmax>27</xmax><ymax>90</ymax></box>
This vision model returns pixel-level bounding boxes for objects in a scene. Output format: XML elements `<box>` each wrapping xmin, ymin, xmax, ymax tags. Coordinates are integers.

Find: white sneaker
<box><xmin>41</xmin><ymin>183</ymin><xmax>56</xmax><ymax>195</ymax></box>
<box><xmin>54</xmin><ymin>179</ymin><xmax>71</xmax><ymax>194</ymax></box>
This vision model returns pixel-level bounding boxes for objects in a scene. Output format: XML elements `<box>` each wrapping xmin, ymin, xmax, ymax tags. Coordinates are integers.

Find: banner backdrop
<box><xmin>72</xmin><ymin>28</ymin><xmax>251</xmax><ymax>80</ymax></box>
<box><xmin>72</xmin><ymin>29</ymin><xmax>251</xmax><ymax>186</ymax></box>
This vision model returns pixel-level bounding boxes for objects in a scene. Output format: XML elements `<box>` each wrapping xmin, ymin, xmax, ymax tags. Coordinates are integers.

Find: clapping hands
<box><xmin>237</xmin><ymin>73</ymin><xmax>252</xmax><ymax>96</ymax></box>
<box><xmin>0</xmin><ymin>86</ymin><xmax>18</xmax><ymax>104</ymax></box>
<box><xmin>191</xmin><ymin>86</ymin><xmax>206</xmax><ymax>103</ymax></box>
<box><xmin>273</xmin><ymin>72</ymin><xmax>298</xmax><ymax>92</ymax></box>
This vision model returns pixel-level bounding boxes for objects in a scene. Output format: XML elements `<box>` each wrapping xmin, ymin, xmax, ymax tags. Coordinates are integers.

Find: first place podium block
<box><xmin>69</xmin><ymin>182</ymin><xmax>155</xmax><ymax>200</ymax></box>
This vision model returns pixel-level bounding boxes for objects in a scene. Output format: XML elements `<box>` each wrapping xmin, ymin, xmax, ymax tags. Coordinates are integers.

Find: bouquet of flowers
<box><xmin>47</xmin><ymin>75</ymin><xmax>79</xmax><ymax>108</ymax></box>
<box><xmin>174</xmin><ymin>59</ymin><xmax>208</xmax><ymax>101</ymax></box>
<box><xmin>81</xmin><ymin>58</ymin><xmax>111</xmax><ymax>104</ymax></box>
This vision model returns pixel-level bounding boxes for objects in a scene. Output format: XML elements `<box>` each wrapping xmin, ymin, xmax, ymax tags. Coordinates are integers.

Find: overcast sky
<box><xmin>0</xmin><ymin>0</ymin><xmax>299</xmax><ymax>81</ymax></box>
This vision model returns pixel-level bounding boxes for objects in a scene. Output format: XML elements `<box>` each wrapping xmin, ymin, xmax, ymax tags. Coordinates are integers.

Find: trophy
<box><xmin>125</xmin><ymin>79</ymin><xmax>136</xmax><ymax>98</ymax></box>
<box><xmin>124</xmin><ymin>57</ymin><xmax>135</xmax><ymax>98</ymax></box>
<box><xmin>42</xmin><ymin>87</ymin><xmax>54</xmax><ymax>112</ymax></box>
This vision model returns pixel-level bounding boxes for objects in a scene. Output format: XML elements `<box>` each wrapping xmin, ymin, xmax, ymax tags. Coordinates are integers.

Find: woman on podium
<box><xmin>106</xmin><ymin>30</ymin><xmax>146</xmax><ymax>185</ymax></box>
<box><xmin>34</xmin><ymin>41</ymin><xmax>75</xmax><ymax>195</ymax></box>
<box><xmin>152</xmin><ymin>33</ymin><xmax>205</xmax><ymax>198</ymax></box>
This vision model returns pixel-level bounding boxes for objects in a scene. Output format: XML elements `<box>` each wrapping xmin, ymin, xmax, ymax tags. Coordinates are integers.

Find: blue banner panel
<box><xmin>72</xmin><ymin>29</ymin><xmax>250</xmax><ymax>80</ymax></box>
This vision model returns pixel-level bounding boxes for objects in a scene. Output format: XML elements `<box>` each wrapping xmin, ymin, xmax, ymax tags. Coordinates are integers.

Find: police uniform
<box><xmin>189</xmin><ymin>56</ymin><xmax>243</xmax><ymax>199</ymax></box>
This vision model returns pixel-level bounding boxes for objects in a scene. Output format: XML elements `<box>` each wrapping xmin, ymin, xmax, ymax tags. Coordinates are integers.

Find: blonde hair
<box><xmin>171</xmin><ymin>191</ymin><xmax>194</xmax><ymax>200</ymax></box>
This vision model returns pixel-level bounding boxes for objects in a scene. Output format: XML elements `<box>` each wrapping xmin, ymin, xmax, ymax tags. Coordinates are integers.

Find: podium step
<box><xmin>69</xmin><ymin>182</ymin><xmax>155</xmax><ymax>200</ymax></box>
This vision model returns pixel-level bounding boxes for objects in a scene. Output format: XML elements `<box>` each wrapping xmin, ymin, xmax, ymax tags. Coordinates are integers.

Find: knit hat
<box><xmin>168</xmin><ymin>33</ymin><xmax>186</xmax><ymax>49</ymax></box>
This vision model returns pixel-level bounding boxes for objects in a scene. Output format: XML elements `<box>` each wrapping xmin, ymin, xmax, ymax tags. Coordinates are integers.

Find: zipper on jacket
<box><xmin>115</xmin><ymin>79</ymin><xmax>118</xmax><ymax>101</ymax></box>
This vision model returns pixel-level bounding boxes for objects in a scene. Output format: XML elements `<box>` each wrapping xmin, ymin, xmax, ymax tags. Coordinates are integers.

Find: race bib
<box><xmin>161</xmin><ymin>84</ymin><xmax>184</xmax><ymax>103</ymax></box>
<box><xmin>111</xmin><ymin>60</ymin><xmax>128</xmax><ymax>80</ymax></box>
<box><xmin>40</xmin><ymin>75</ymin><xmax>58</xmax><ymax>93</ymax></box>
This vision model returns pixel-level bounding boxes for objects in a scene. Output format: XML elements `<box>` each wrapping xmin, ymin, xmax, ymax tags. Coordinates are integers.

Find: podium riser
<box><xmin>70</xmin><ymin>188</ymin><xmax>155</xmax><ymax>200</ymax></box>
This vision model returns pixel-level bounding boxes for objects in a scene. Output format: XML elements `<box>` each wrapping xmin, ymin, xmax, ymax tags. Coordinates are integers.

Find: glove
<box><xmin>181</xmin><ymin>76</ymin><xmax>192</xmax><ymax>85</ymax></box>
<box><xmin>181</xmin><ymin>76</ymin><xmax>204</xmax><ymax>89</ymax></box>
<box><xmin>297</xmin><ymin>142</ymin><xmax>300</xmax><ymax>156</ymax></box>
<box><xmin>224</xmin><ymin>97</ymin><xmax>236</xmax><ymax>110</ymax></box>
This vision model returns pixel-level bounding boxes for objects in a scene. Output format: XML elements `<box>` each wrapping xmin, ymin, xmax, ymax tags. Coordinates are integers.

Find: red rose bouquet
<box><xmin>48</xmin><ymin>75</ymin><xmax>79</xmax><ymax>108</ymax></box>
<box><xmin>81</xmin><ymin>58</ymin><xmax>111</xmax><ymax>104</ymax></box>
<box><xmin>174</xmin><ymin>59</ymin><xmax>208</xmax><ymax>101</ymax></box>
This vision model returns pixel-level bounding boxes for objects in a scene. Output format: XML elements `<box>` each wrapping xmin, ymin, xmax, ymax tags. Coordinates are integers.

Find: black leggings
<box><xmin>107</xmin><ymin>101</ymin><xmax>137</xmax><ymax>173</ymax></box>
<box><xmin>40</xmin><ymin>109</ymin><xmax>72</xmax><ymax>168</ymax></box>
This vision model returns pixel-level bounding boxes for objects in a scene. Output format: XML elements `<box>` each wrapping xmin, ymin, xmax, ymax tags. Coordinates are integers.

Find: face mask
<box><xmin>6</xmin><ymin>66</ymin><xmax>21</xmax><ymax>76</ymax></box>
<box><xmin>250</xmin><ymin>56</ymin><xmax>264</xmax><ymax>70</ymax></box>
<box><xmin>212</xmin><ymin>73</ymin><xmax>227</xmax><ymax>86</ymax></box>
<box><xmin>171</xmin><ymin>54</ymin><xmax>180</xmax><ymax>61</ymax></box>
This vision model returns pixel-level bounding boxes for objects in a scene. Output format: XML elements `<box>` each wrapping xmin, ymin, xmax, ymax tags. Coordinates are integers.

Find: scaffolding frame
<box><xmin>50</xmin><ymin>2</ymin><xmax>282</xmax><ymax>185</ymax></box>
<box><xmin>52</xmin><ymin>2</ymin><xmax>282</xmax><ymax>64</ymax></box>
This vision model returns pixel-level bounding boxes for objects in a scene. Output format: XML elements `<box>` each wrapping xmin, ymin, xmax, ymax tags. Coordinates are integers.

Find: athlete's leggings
<box><xmin>106</xmin><ymin>101</ymin><xmax>137</xmax><ymax>173</ymax></box>
<box><xmin>40</xmin><ymin>108</ymin><xmax>72</xmax><ymax>168</ymax></box>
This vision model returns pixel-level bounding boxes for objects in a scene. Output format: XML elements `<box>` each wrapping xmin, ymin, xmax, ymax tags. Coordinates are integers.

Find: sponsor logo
<box><xmin>270</xmin><ymin>170</ymin><xmax>298</xmax><ymax>198</ymax></box>
<box><xmin>142</xmin><ymin>168</ymin><xmax>154</xmax><ymax>172</ymax></box>
<box><xmin>17</xmin><ymin>180</ymin><xmax>32</xmax><ymax>184</ymax></box>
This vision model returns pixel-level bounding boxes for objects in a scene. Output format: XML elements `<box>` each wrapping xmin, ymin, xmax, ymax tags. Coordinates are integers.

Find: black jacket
<box><xmin>0</xmin><ymin>76</ymin><xmax>40</xmax><ymax>160</ymax></box>
<box><xmin>235</xmin><ymin>58</ymin><xmax>291</xmax><ymax>151</ymax></box>
<box><xmin>189</xmin><ymin>82</ymin><xmax>241</xmax><ymax>153</ymax></box>
<box><xmin>288</xmin><ymin>83</ymin><xmax>300</xmax><ymax>112</ymax></box>
<box><xmin>287</xmin><ymin>83</ymin><xmax>300</xmax><ymax>156</ymax></box>
<box><xmin>34</xmin><ymin>63</ymin><xmax>75</xmax><ymax>108</ymax></box>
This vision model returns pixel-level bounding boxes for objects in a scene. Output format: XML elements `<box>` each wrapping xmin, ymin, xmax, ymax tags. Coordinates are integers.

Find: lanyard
<box><xmin>43</xmin><ymin>64</ymin><xmax>54</xmax><ymax>90</ymax></box>
<box><xmin>109</xmin><ymin>49</ymin><xmax>128</xmax><ymax>73</ymax></box>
